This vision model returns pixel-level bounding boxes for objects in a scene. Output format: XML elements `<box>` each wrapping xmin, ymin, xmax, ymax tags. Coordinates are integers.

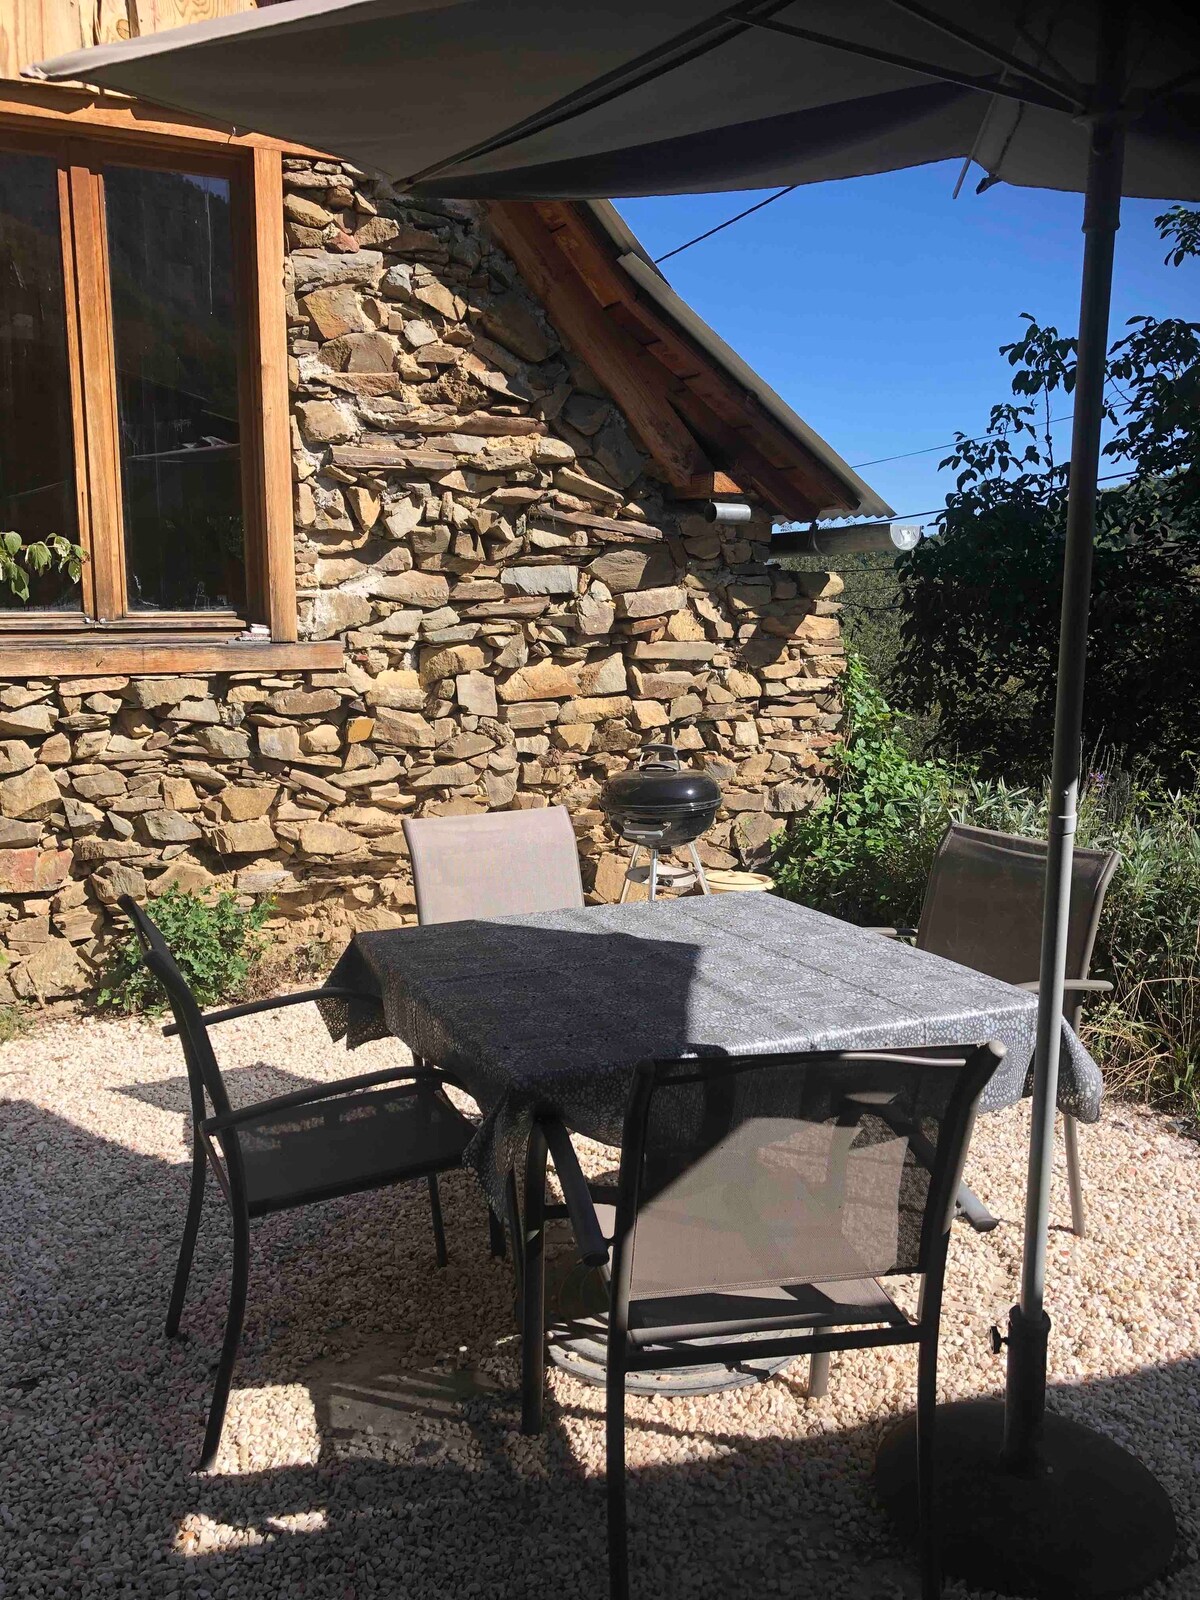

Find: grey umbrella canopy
<box><xmin>29</xmin><ymin>1</ymin><xmax>1200</xmax><ymax>201</ymax></box>
<box><xmin>34</xmin><ymin>3</ymin><xmax>1198</xmax><ymax>1595</ymax></box>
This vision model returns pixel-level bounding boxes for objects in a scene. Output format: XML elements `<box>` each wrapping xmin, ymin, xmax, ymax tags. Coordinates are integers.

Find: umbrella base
<box><xmin>874</xmin><ymin>1398</ymin><xmax>1176</xmax><ymax>1599</ymax></box>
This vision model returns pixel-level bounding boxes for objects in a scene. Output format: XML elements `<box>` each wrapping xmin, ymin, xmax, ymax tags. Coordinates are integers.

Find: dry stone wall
<box><xmin>0</xmin><ymin>160</ymin><xmax>845</xmax><ymax>1003</ymax></box>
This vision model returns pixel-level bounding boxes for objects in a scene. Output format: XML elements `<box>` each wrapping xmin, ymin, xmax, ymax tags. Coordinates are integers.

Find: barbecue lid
<box><xmin>601</xmin><ymin>751</ymin><xmax>722</xmax><ymax>816</ymax></box>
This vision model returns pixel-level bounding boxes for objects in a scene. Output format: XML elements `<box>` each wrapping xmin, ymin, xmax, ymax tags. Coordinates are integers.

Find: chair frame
<box><xmin>529</xmin><ymin>1042</ymin><xmax>1004</xmax><ymax>1600</ymax></box>
<box><xmin>118</xmin><ymin>895</ymin><xmax>501</xmax><ymax>1470</ymax></box>
<box><xmin>916</xmin><ymin>823</ymin><xmax>1119</xmax><ymax>1236</ymax></box>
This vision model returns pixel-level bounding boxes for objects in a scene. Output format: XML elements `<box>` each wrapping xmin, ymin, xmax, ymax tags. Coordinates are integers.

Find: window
<box><xmin>0</xmin><ymin>109</ymin><xmax>318</xmax><ymax>671</ymax></box>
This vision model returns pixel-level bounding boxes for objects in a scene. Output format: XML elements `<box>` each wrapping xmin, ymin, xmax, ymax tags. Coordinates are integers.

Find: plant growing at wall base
<box><xmin>770</xmin><ymin>653</ymin><xmax>955</xmax><ymax>927</ymax></box>
<box><xmin>97</xmin><ymin>887</ymin><xmax>273</xmax><ymax>1015</ymax></box>
<box><xmin>0</xmin><ymin>532</ymin><xmax>86</xmax><ymax>603</ymax></box>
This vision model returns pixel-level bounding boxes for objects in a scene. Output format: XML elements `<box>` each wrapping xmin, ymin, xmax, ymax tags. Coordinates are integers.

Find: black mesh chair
<box><xmin>901</xmin><ymin>824</ymin><xmax>1118</xmax><ymax>1236</ymax></box>
<box><xmin>539</xmin><ymin>1041</ymin><xmax>1004</xmax><ymax>1600</ymax></box>
<box><xmin>119</xmin><ymin>895</ymin><xmax>488</xmax><ymax>1471</ymax></box>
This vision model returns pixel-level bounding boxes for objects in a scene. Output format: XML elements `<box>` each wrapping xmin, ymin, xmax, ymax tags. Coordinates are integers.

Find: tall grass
<box><xmin>771</xmin><ymin>658</ymin><xmax>1200</xmax><ymax>1115</ymax></box>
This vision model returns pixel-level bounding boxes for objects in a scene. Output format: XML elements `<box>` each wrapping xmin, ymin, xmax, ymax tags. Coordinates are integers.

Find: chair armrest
<box><xmin>200</xmin><ymin>1066</ymin><xmax>444</xmax><ymax>1133</ymax></box>
<box><xmin>1016</xmin><ymin>978</ymin><xmax>1114</xmax><ymax>996</ymax></box>
<box><xmin>866</xmin><ymin>927</ymin><xmax>917</xmax><ymax>941</ymax></box>
<box><xmin>541</xmin><ymin>1118</ymin><xmax>609</xmax><ymax>1269</ymax></box>
<box><xmin>163</xmin><ymin>986</ymin><xmax>377</xmax><ymax>1037</ymax></box>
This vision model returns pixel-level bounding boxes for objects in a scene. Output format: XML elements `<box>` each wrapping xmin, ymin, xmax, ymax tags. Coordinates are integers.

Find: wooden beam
<box><xmin>679</xmin><ymin>472</ymin><xmax>750</xmax><ymax>500</ymax></box>
<box><xmin>130</xmin><ymin>0</ymin><xmax>256</xmax><ymax>32</ymax></box>
<box><xmin>538</xmin><ymin>202</ymin><xmax>860</xmax><ymax>516</ymax></box>
<box><xmin>487</xmin><ymin>203</ymin><xmax>711</xmax><ymax>490</ymax></box>
<box><xmin>0</xmin><ymin>0</ymin><xmax>90</xmax><ymax>82</ymax></box>
<box><xmin>247</xmin><ymin>145</ymin><xmax>298</xmax><ymax>641</ymax></box>
<box><xmin>0</xmin><ymin>638</ymin><xmax>343</xmax><ymax>675</ymax></box>
<box><xmin>671</xmin><ymin>387</ymin><xmax>830</xmax><ymax>521</ymax></box>
<box><xmin>66</xmin><ymin>157</ymin><xmax>126</xmax><ymax>621</ymax></box>
<box><xmin>0</xmin><ymin>81</ymin><xmax>326</xmax><ymax>156</ymax></box>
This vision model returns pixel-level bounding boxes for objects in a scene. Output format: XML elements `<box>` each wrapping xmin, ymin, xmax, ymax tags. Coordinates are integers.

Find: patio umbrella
<box><xmin>33</xmin><ymin>4</ymin><xmax>1199</xmax><ymax>1594</ymax></box>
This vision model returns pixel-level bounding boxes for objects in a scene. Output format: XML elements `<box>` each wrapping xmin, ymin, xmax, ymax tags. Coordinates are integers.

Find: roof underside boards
<box><xmin>487</xmin><ymin>200</ymin><xmax>892</xmax><ymax>524</ymax></box>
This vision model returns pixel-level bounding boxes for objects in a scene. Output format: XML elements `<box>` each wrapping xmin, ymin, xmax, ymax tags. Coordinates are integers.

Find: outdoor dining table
<box><xmin>320</xmin><ymin>891</ymin><xmax>1102</xmax><ymax>1416</ymax></box>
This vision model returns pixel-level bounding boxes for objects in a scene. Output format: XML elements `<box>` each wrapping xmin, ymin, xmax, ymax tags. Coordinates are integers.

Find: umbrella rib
<box><xmin>1146</xmin><ymin>61</ymin><xmax>1200</xmax><ymax>102</ymax></box>
<box><xmin>882</xmin><ymin>0</ymin><xmax>1086</xmax><ymax>108</ymax></box>
<box><xmin>738</xmin><ymin>15</ymin><xmax>1080</xmax><ymax>115</ymax></box>
<box><xmin>402</xmin><ymin>0</ymin><xmax>789</xmax><ymax>187</ymax></box>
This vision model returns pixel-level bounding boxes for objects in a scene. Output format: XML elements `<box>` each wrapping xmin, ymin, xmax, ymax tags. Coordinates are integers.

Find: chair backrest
<box><xmin>916</xmin><ymin>824</ymin><xmax>1118</xmax><ymax>992</ymax></box>
<box><xmin>117</xmin><ymin>895</ymin><xmax>232</xmax><ymax>1124</ymax></box>
<box><xmin>609</xmin><ymin>1044</ymin><xmax>1001</xmax><ymax>1319</ymax></box>
<box><xmin>402</xmin><ymin>806</ymin><xmax>585</xmax><ymax>925</ymax></box>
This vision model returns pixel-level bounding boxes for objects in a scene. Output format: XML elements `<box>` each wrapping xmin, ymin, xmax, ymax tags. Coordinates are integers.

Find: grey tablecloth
<box><xmin>320</xmin><ymin>894</ymin><xmax>1103</xmax><ymax>1212</ymax></box>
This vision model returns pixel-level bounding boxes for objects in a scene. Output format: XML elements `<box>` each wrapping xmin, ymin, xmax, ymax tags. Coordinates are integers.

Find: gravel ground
<box><xmin>2</xmin><ymin>1008</ymin><xmax>1198</xmax><ymax>1600</ymax></box>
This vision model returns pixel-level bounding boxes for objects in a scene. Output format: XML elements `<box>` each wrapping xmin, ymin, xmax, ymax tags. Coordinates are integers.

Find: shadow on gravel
<box><xmin>1</xmin><ymin>1097</ymin><xmax>1198</xmax><ymax>1600</ymax></box>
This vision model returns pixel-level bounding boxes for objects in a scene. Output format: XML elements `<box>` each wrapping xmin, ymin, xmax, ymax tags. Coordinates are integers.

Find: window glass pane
<box><xmin>0</xmin><ymin>150</ymin><xmax>81</xmax><ymax>611</ymax></box>
<box><xmin>105</xmin><ymin>165</ymin><xmax>245</xmax><ymax>612</ymax></box>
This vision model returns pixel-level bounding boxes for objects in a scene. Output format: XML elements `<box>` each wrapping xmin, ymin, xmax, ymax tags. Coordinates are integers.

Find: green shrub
<box><xmin>0</xmin><ymin>1002</ymin><xmax>29</xmax><ymax>1044</ymax></box>
<box><xmin>770</xmin><ymin>653</ymin><xmax>955</xmax><ymax>926</ymax></box>
<box><xmin>97</xmin><ymin>887</ymin><xmax>273</xmax><ymax>1015</ymax></box>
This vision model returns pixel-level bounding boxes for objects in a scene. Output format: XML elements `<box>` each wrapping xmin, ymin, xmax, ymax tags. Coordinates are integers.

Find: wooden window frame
<box><xmin>0</xmin><ymin>90</ymin><xmax>339</xmax><ymax>673</ymax></box>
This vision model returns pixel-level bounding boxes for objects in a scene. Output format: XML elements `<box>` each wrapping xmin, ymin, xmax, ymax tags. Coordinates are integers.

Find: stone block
<box><xmin>0</xmin><ymin>764</ymin><xmax>62</xmax><ymax>821</ymax></box>
<box><xmin>298</xmin><ymin>821</ymin><xmax>362</xmax><ymax>857</ymax></box>
<box><xmin>210</xmin><ymin>818</ymin><xmax>279</xmax><ymax>855</ymax></box>
<box><xmin>455</xmin><ymin>672</ymin><xmax>497</xmax><ymax>718</ymax></box>
<box><xmin>0</xmin><ymin>740</ymin><xmax>34</xmax><ymax>776</ymax></box>
<box><xmin>410</xmin><ymin>762</ymin><xmax>477</xmax><ymax>790</ymax></box>
<box><xmin>365</xmin><ymin>669</ymin><xmax>424</xmax><ymax>710</ymax></box>
<box><xmin>197</xmin><ymin>727</ymin><xmax>252</xmax><ymax>760</ymax></box>
<box><xmin>374</xmin><ymin>708</ymin><xmax>437</xmax><ymax>748</ymax></box>
<box><xmin>557</xmin><ymin>696</ymin><xmax>633</xmax><ymax>724</ymax></box>
<box><xmin>291</xmin><ymin>250</ymin><xmax>383</xmax><ymax>293</ymax></box>
<box><xmin>576</xmin><ymin>653</ymin><xmax>627</xmax><ymax>697</ymax></box>
<box><xmin>496</xmin><ymin>661</ymin><xmax>578</xmax><ymax>702</ymax></box>
<box><xmin>587</xmin><ymin>548</ymin><xmax>675</xmax><ymax>596</ymax></box>
<box><xmin>483</xmin><ymin>768</ymin><xmax>518</xmax><ymax>807</ymax></box>
<box><xmin>368</xmin><ymin>570</ymin><xmax>450</xmax><ymax>607</ymax></box>
<box><xmin>162</xmin><ymin>777</ymin><xmax>202</xmax><ymax>812</ymax></box>
<box><xmin>72</xmin><ymin>771</ymin><xmax>126</xmax><ymax>802</ymax></box>
<box><xmin>219</xmin><ymin>785</ymin><xmax>278</xmax><ymax>821</ymax></box>
<box><xmin>296</xmin><ymin>399</ymin><xmax>357</xmax><ymax>444</ymax></box>
<box><xmin>614</xmin><ymin>585</ymin><xmax>688</xmax><ymax>620</ymax></box>
<box><xmin>125</xmin><ymin>677</ymin><xmax>207</xmax><ymax>710</ymax></box>
<box><xmin>499</xmin><ymin>701</ymin><xmax>558</xmax><ymax>730</ymax></box>
<box><xmin>91</xmin><ymin>862</ymin><xmax>146</xmax><ymax>905</ymax></box>
<box><xmin>258</xmin><ymin>725</ymin><xmax>303</xmax><ymax>761</ymax></box>
<box><xmin>301</xmin><ymin>282</ymin><xmax>370</xmax><ymax>339</ymax></box>
<box><xmin>0</xmin><ymin>817</ymin><xmax>43</xmax><ymax>846</ymax></box>
<box><xmin>137</xmin><ymin>810</ymin><xmax>202</xmax><ymax>844</ymax></box>
<box><xmin>0</xmin><ymin>704</ymin><xmax>55</xmax><ymax>737</ymax></box>
<box><xmin>0</xmin><ymin>847</ymin><xmax>72</xmax><ymax>894</ymax></box>
<box><xmin>150</xmin><ymin>861</ymin><xmax>215</xmax><ymax>896</ymax></box>
<box><xmin>480</xmin><ymin>293</ymin><xmax>553</xmax><ymax>363</ymax></box>
<box><xmin>419</xmin><ymin>644</ymin><xmax>487</xmax><ymax>684</ymax></box>
<box><xmin>12</xmin><ymin>937</ymin><xmax>87</xmax><ymax>999</ymax></box>
<box><xmin>501</xmin><ymin>565</ymin><xmax>578</xmax><ymax>596</ymax></box>
<box><xmin>269</xmin><ymin>687</ymin><xmax>342</xmax><ymax>716</ymax></box>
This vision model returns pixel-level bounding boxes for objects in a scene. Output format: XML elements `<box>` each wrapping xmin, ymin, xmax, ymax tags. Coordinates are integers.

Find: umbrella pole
<box><xmin>878</xmin><ymin>7</ymin><xmax>1176</xmax><ymax>1591</ymax></box>
<box><xmin>1001</xmin><ymin>22</ymin><xmax>1126</xmax><ymax>1477</ymax></box>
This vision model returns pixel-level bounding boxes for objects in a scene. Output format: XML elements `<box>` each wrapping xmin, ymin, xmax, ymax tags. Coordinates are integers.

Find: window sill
<box><xmin>0</xmin><ymin>637</ymin><xmax>345</xmax><ymax>676</ymax></box>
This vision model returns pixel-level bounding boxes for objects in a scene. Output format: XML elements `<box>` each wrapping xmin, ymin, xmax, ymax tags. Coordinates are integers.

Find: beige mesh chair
<box><xmin>402</xmin><ymin>806</ymin><xmax>585</xmax><ymax>924</ymax></box>
<box><xmin>538</xmin><ymin>1042</ymin><xmax>1004</xmax><ymax>1600</ymax></box>
<box><xmin>402</xmin><ymin>806</ymin><xmax>587</xmax><ymax>1269</ymax></box>
<box><xmin>900</xmin><ymin>823</ymin><xmax>1118</xmax><ymax>1236</ymax></box>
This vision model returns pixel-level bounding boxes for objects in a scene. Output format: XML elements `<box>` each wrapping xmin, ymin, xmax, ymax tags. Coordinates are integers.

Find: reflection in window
<box><xmin>105</xmin><ymin>165</ymin><xmax>246</xmax><ymax>612</ymax></box>
<box><xmin>0</xmin><ymin>150</ymin><xmax>81</xmax><ymax>611</ymax></box>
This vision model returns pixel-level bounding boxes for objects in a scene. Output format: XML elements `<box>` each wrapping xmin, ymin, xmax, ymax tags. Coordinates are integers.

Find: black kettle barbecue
<box><xmin>600</xmin><ymin>739</ymin><xmax>721</xmax><ymax>900</ymax></box>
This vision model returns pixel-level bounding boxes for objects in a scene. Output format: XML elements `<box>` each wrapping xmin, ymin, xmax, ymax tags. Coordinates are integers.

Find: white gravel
<box><xmin>2</xmin><ymin>1008</ymin><xmax>1198</xmax><ymax>1599</ymax></box>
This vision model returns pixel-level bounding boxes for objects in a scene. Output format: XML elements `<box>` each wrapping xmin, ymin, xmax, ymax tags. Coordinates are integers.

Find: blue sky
<box><xmin>617</xmin><ymin>165</ymin><xmax>1196</xmax><ymax>525</ymax></box>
